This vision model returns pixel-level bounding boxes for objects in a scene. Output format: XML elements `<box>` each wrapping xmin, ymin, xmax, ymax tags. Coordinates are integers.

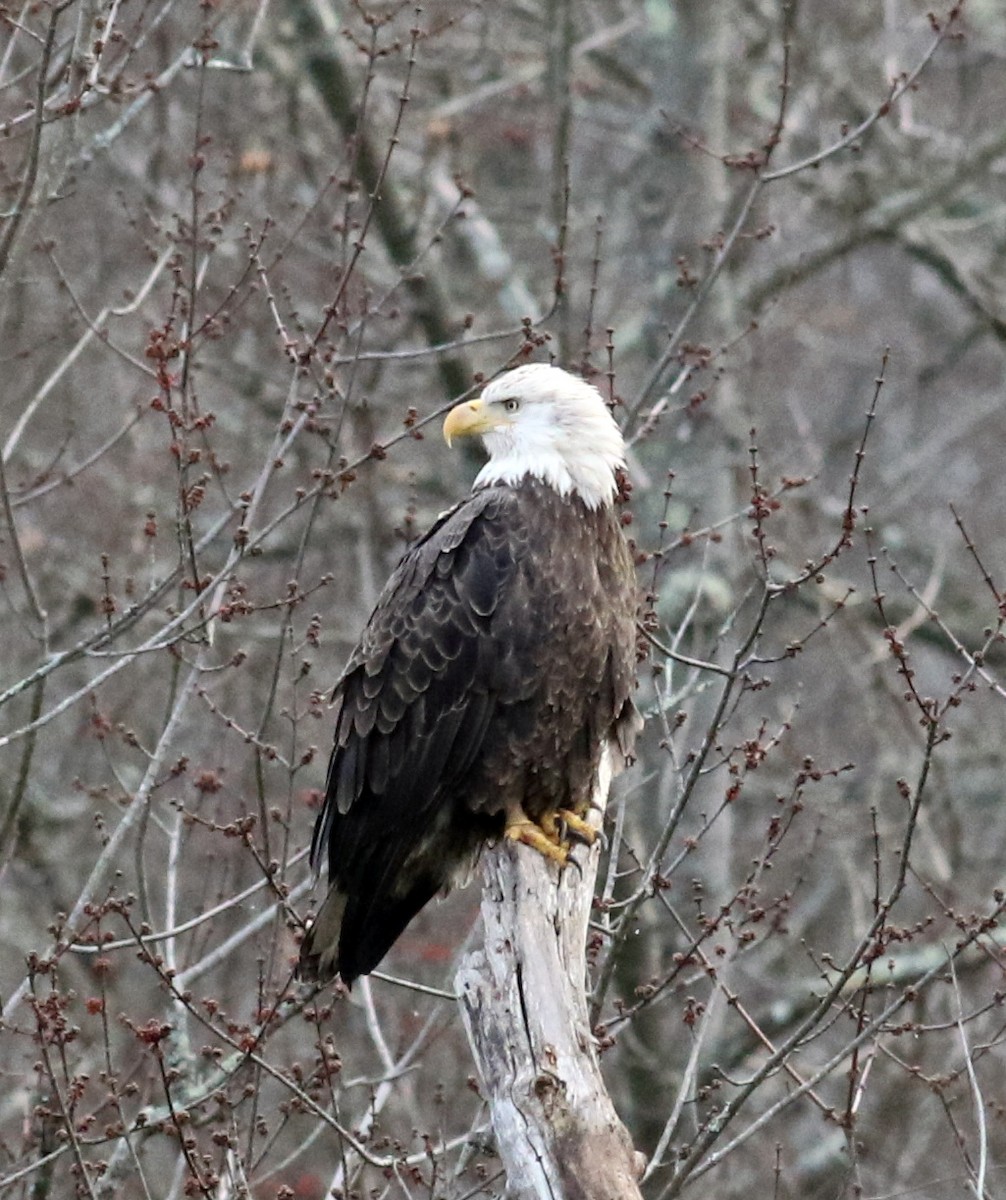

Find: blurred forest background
<box><xmin>2</xmin><ymin>1</ymin><xmax>1006</xmax><ymax>1197</ymax></box>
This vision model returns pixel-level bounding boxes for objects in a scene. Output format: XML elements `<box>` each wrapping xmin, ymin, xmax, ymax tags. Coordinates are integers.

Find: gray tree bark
<box><xmin>456</xmin><ymin>754</ymin><xmax>644</xmax><ymax>1199</ymax></box>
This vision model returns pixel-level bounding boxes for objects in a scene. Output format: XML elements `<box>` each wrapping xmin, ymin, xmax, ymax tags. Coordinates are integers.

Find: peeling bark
<box><xmin>456</xmin><ymin>758</ymin><xmax>643</xmax><ymax>1199</ymax></box>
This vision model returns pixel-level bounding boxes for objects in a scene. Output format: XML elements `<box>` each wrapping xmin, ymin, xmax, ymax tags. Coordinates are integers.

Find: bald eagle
<box><xmin>299</xmin><ymin>364</ymin><xmax>639</xmax><ymax>985</ymax></box>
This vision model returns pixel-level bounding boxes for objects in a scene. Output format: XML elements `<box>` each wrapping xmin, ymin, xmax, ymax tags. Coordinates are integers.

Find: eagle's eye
<box><xmin>503</xmin><ymin>398</ymin><xmax>520</xmax><ymax>414</ymax></box>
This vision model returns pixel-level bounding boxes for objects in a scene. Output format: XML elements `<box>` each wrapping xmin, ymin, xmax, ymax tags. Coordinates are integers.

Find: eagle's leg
<box><xmin>504</xmin><ymin>810</ymin><xmax>569</xmax><ymax>865</ymax></box>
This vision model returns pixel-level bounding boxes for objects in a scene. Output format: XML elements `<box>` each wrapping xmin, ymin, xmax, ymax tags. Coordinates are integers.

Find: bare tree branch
<box><xmin>457</xmin><ymin>754</ymin><xmax>644</xmax><ymax>1200</ymax></box>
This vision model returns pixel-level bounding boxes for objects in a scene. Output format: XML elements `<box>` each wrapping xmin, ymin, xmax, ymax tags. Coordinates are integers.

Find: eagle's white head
<box><xmin>442</xmin><ymin>364</ymin><xmax>625</xmax><ymax>510</ymax></box>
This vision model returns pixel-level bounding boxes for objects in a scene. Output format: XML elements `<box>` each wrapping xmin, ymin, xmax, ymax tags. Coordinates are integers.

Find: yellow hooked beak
<box><xmin>443</xmin><ymin>397</ymin><xmax>504</xmax><ymax>447</ymax></box>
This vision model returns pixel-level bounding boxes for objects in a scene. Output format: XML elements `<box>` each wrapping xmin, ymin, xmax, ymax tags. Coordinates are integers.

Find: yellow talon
<box><xmin>556</xmin><ymin>808</ymin><xmax>597</xmax><ymax>845</ymax></box>
<box><xmin>503</xmin><ymin>814</ymin><xmax>569</xmax><ymax>865</ymax></box>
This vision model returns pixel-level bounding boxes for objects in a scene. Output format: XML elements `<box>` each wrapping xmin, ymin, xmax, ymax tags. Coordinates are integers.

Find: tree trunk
<box><xmin>456</xmin><ymin>754</ymin><xmax>643</xmax><ymax>1199</ymax></box>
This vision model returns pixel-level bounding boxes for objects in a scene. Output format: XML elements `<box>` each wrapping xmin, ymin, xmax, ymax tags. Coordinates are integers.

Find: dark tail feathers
<box><xmin>299</xmin><ymin>874</ymin><xmax>441</xmax><ymax>987</ymax></box>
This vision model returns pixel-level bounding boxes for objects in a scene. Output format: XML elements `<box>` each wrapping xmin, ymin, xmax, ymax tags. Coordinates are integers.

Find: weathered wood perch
<box><xmin>456</xmin><ymin>762</ymin><xmax>644</xmax><ymax>1200</ymax></box>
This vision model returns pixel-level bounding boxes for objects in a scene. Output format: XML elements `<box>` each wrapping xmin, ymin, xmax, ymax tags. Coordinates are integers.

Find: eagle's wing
<box><xmin>303</xmin><ymin>488</ymin><xmax>524</xmax><ymax>982</ymax></box>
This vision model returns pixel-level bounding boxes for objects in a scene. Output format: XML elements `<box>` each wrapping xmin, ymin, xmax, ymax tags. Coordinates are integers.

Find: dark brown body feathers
<box><xmin>300</xmin><ymin>478</ymin><xmax>638</xmax><ymax>985</ymax></box>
